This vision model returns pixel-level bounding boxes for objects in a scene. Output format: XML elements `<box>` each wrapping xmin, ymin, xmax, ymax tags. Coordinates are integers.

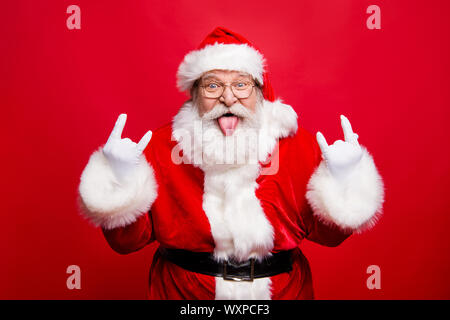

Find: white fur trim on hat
<box><xmin>305</xmin><ymin>147</ymin><xmax>384</xmax><ymax>232</ymax></box>
<box><xmin>177</xmin><ymin>43</ymin><xmax>265</xmax><ymax>92</ymax></box>
<box><xmin>78</xmin><ymin>148</ymin><xmax>158</xmax><ymax>230</ymax></box>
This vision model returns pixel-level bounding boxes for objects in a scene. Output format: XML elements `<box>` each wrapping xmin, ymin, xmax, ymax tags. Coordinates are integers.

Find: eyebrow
<box><xmin>201</xmin><ymin>72</ymin><xmax>252</xmax><ymax>82</ymax></box>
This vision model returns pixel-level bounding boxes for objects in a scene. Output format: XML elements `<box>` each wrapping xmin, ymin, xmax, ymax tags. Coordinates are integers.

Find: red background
<box><xmin>1</xmin><ymin>0</ymin><xmax>450</xmax><ymax>299</ymax></box>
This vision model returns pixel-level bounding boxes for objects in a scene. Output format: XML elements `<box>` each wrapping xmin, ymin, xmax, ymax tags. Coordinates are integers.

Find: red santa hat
<box><xmin>176</xmin><ymin>26</ymin><xmax>275</xmax><ymax>102</ymax></box>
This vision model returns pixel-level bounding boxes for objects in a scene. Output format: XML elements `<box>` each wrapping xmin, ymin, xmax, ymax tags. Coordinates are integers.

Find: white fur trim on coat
<box><xmin>78</xmin><ymin>148</ymin><xmax>157</xmax><ymax>230</ymax></box>
<box><xmin>171</xmin><ymin>98</ymin><xmax>297</xmax><ymax>300</ymax></box>
<box><xmin>259</xmin><ymin>99</ymin><xmax>298</xmax><ymax>142</ymax></box>
<box><xmin>215</xmin><ymin>277</ymin><xmax>272</xmax><ymax>300</ymax></box>
<box><xmin>306</xmin><ymin>147</ymin><xmax>384</xmax><ymax>232</ymax></box>
<box><xmin>177</xmin><ymin>43</ymin><xmax>265</xmax><ymax>92</ymax></box>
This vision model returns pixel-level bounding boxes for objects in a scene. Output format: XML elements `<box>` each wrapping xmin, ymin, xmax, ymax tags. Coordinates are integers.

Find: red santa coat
<box><xmin>79</xmin><ymin>99</ymin><xmax>384</xmax><ymax>300</ymax></box>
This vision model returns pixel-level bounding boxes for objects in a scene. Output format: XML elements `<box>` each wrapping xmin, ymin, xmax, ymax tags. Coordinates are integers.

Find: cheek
<box><xmin>199</xmin><ymin>98</ymin><xmax>216</xmax><ymax>115</ymax></box>
<box><xmin>242</xmin><ymin>94</ymin><xmax>257</xmax><ymax>112</ymax></box>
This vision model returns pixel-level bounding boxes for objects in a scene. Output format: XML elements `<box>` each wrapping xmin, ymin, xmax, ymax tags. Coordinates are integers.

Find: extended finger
<box><xmin>137</xmin><ymin>130</ymin><xmax>152</xmax><ymax>153</ymax></box>
<box><xmin>316</xmin><ymin>131</ymin><xmax>329</xmax><ymax>154</ymax></box>
<box><xmin>340</xmin><ymin>115</ymin><xmax>358</xmax><ymax>145</ymax></box>
<box><xmin>109</xmin><ymin>114</ymin><xmax>127</xmax><ymax>140</ymax></box>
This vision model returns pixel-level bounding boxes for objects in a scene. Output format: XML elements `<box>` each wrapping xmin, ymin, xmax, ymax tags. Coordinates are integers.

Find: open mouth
<box><xmin>217</xmin><ymin>113</ymin><xmax>239</xmax><ymax>136</ymax></box>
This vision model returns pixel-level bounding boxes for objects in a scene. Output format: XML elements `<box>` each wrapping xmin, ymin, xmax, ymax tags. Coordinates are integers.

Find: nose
<box><xmin>219</xmin><ymin>86</ymin><xmax>238</xmax><ymax>107</ymax></box>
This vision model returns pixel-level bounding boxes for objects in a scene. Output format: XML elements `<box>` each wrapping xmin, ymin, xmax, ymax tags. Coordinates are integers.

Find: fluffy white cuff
<box><xmin>306</xmin><ymin>147</ymin><xmax>384</xmax><ymax>232</ymax></box>
<box><xmin>78</xmin><ymin>148</ymin><xmax>157</xmax><ymax>230</ymax></box>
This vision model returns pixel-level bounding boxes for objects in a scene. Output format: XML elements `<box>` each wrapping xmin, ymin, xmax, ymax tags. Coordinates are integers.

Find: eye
<box><xmin>207</xmin><ymin>83</ymin><xmax>220</xmax><ymax>89</ymax></box>
<box><xmin>233</xmin><ymin>82</ymin><xmax>249</xmax><ymax>90</ymax></box>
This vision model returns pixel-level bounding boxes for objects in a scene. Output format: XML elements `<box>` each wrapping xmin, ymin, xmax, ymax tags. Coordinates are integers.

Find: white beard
<box><xmin>171</xmin><ymin>100</ymin><xmax>267</xmax><ymax>172</ymax></box>
<box><xmin>200</xmin><ymin>101</ymin><xmax>264</xmax><ymax>170</ymax></box>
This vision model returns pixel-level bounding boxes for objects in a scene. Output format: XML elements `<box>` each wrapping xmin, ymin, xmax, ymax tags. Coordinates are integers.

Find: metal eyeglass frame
<box><xmin>199</xmin><ymin>81</ymin><xmax>256</xmax><ymax>100</ymax></box>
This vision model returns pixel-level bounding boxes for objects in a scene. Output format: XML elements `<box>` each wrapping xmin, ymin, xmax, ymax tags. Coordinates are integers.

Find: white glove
<box><xmin>102</xmin><ymin>114</ymin><xmax>152</xmax><ymax>184</ymax></box>
<box><xmin>316</xmin><ymin>115</ymin><xmax>363</xmax><ymax>183</ymax></box>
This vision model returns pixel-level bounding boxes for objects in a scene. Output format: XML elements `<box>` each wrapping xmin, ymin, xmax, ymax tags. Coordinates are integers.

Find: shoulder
<box><xmin>279</xmin><ymin>122</ymin><xmax>321</xmax><ymax>170</ymax></box>
<box><xmin>151</xmin><ymin>122</ymin><xmax>173</xmax><ymax>140</ymax></box>
<box><xmin>144</xmin><ymin>122</ymin><xmax>175</xmax><ymax>160</ymax></box>
<box><xmin>282</xmin><ymin>123</ymin><xmax>317</xmax><ymax>150</ymax></box>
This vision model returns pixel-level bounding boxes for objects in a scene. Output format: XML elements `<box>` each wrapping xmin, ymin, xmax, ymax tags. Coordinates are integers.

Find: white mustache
<box><xmin>201</xmin><ymin>103</ymin><xmax>253</xmax><ymax>121</ymax></box>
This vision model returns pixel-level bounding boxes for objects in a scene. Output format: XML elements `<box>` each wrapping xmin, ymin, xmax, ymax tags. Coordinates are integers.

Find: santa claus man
<box><xmin>78</xmin><ymin>27</ymin><xmax>384</xmax><ymax>300</ymax></box>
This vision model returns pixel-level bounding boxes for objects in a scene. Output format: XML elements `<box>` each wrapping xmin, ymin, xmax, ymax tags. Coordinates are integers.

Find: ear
<box><xmin>256</xmin><ymin>86</ymin><xmax>264</xmax><ymax>104</ymax></box>
<box><xmin>190</xmin><ymin>80</ymin><xmax>200</xmax><ymax>100</ymax></box>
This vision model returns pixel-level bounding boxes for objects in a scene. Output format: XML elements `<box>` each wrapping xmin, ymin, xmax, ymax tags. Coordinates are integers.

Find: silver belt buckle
<box><xmin>223</xmin><ymin>258</ymin><xmax>255</xmax><ymax>282</ymax></box>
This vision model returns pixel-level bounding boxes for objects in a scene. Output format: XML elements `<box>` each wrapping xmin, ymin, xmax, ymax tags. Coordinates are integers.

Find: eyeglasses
<box><xmin>199</xmin><ymin>80</ymin><xmax>256</xmax><ymax>99</ymax></box>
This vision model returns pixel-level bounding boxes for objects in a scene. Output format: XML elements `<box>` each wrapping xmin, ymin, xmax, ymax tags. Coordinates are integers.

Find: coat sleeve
<box><xmin>302</xmin><ymin>199</ymin><xmax>353</xmax><ymax>247</ymax></box>
<box><xmin>78</xmin><ymin>145</ymin><xmax>158</xmax><ymax>254</ymax></box>
<box><xmin>101</xmin><ymin>213</ymin><xmax>155</xmax><ymax>254</ymax></box>
<box><xmin>299</xmin><ymin>128</ymin><xmax>384</xmax><ymax>245</ymax></box>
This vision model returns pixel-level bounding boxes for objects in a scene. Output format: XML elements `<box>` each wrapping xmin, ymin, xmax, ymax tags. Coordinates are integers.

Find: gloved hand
<box><xmin>316</xmin><ymin>115</ymin><xmax>363</xmax><ymax>183</ymax></box>
<box><xmin>102</xmin><ymin>114</ymin><xmax>152</xmax><ymax>184</ymax></box>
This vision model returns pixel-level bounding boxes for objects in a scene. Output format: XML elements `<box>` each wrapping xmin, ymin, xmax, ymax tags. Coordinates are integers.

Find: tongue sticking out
<box><xmin>217</xmin><ymin>115</ymin><xmax>239</xmax><ymax>136</ymax></box>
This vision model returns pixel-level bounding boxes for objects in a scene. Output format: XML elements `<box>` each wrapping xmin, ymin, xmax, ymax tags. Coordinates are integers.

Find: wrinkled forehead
<box><xmin>201</xmin><ymin>70</ymin><xmax>253</xmax><ymax>82</ymax></box>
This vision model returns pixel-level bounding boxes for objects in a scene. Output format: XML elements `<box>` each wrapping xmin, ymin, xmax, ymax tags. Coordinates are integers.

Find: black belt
<box><xmin>158</xmin><ymin>247</ymin><xmax>293</xmax><ymax>282</ymax></box>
